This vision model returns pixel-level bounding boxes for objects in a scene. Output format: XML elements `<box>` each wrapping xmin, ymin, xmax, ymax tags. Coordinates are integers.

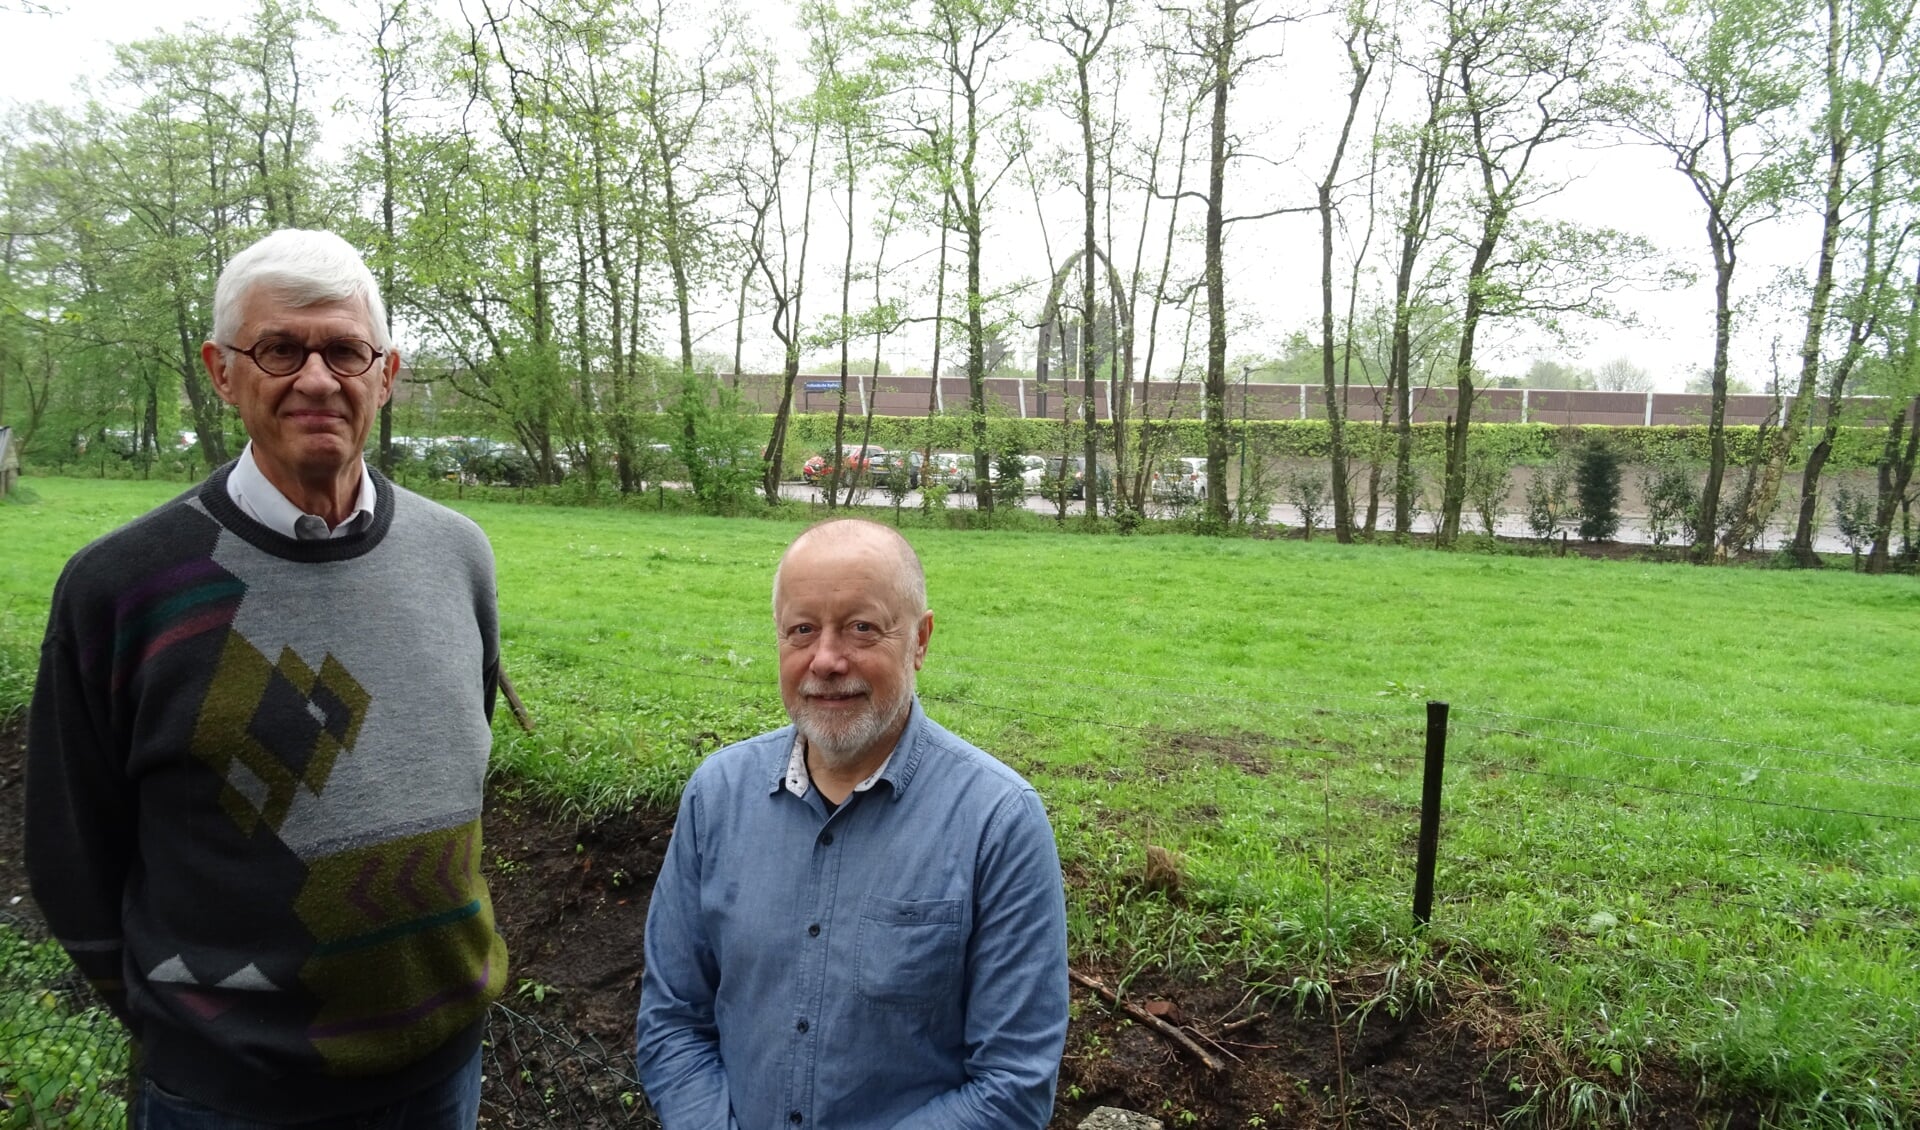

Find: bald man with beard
<box><xmin>636</xmin><ymin>519</ymin><xmax>1069</xmax><ymax>1130</ymax></box>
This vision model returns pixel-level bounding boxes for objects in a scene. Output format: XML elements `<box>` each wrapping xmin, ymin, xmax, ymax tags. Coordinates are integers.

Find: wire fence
<box><xmin>0</xmin><ymin>914</ymin><xmax>653</xmax><ymax>1129</ymax></box>
<box><xmin>3</xmin><ymin>648</ymin><xmax>1915</xmax><ymax>1122</ymax></box>
<box><xmin>530</xmin><ymin>631</ymin><xmax>1920</xmax><ymax>938</ymax></box>
<box><xmin>0</xmin><ymin>910</ymin><xmax>129</xmax><ymax>1128</ymax></box>
<box><xmin>481</xmin><ymin>1005</ymin><xmax>656</xmax><ymax>1129</ymax></box>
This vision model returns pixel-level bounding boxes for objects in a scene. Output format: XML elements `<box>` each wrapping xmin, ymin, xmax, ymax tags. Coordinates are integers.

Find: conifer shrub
<box><xmin>1575</xmin><ymin>440</ymin><xmax>1622</xmax><ymax>541</ymax></box>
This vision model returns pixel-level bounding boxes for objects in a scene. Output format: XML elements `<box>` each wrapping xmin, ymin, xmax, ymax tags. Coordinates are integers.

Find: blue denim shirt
<box><xmin>636</xmin><ymin>702</ymin><xmax>1069</xmax><ymax>1130</ymax></box>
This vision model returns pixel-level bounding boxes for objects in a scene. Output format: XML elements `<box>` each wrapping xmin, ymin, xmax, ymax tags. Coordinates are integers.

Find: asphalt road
<box><xmin>775</xmin><ymin>479</ymin><xmax>1854</xmax><ymax>554</ymax></box>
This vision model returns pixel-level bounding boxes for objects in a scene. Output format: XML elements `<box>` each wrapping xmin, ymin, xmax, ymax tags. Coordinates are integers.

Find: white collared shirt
<box><xmin>783</xmin><ymin>732</ymin><xmax>895</xmax><ymax>801</ymax></box>
<box><xmin>226</xmin><ymin>442</ymin><xmax>377</xmax><ymax>539</ymax></box>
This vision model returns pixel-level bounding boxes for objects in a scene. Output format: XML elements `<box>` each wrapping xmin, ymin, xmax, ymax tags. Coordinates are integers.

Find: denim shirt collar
<box><xmin>765</xmin><ymin>697</ymin><xmax>928</xmax><ymax>802</ymax></box>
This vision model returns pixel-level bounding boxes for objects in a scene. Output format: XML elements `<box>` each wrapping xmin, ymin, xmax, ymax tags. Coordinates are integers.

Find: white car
<box><xmin>1018</xmin><ymin>455</ymin><xmax>1050</xmax><ymax>489</ymax></box>
<box><xmin>1150</xmin><ymin>456</ymin><xmax>1209</xmax><ymax>502</ymax></box>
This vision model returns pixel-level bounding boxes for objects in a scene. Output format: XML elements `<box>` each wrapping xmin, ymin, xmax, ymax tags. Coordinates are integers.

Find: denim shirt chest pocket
<box><xmin>855</xmin><ymin>895</ymin><xmax>964</xmax><ymax>1010</ymax></box>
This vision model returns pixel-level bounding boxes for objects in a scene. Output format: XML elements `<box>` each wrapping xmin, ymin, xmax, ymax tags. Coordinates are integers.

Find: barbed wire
<box><xmin>498</xmin><ymin>638</ymin><xmax>1920</xmax><ymax>826</ymax></box>
<box><xmin>1432</xmin><ymin>883</ymin><xmax>1912</xmax><ymax>938</ymax></box>
<box><xmin>1663</xmin><ymin>886</ymin><xmax>1916</xmax><ymax>936</ymax></box>
<box><xmin>1450</xmin><ymin>703</ymin><xmax>1904</xmax><ymax>767</ymax></box>
<box><xmin>497</xmin><ymin>618</ymin><xmax>1908</xmax><ymax>770</ymax></box>
<box><xmin>1458</xmin><ymin>724</ymin><xmax>1920</xmax><ymax>798</ymax></box>
<box><xmin>0</xmin><ymin>914</ymin><xmax>128</xmax><ymax>1128</ymax></box>
<box><xmin>481</xmin><ymin>1004</ymin><xmax>656</xmax><ymax>1128</ymax></box>
<box><xmin>501</xmin><ymin>642</ymin><xmax>1920</xmax><ymax>815</ymax></box>
<box><xmin>920</xmin><ymin>692</ymin><xmax>1428</xmax><ymax>769</ymax></box>
<box><xmin>502</xmin><ymin>618</ymin><xmax>1425</xmax><ymax>721</ymax></box>
<box><xmin>1493</xmin><ymin>764</ymin><xmax>1920</xmax><ymax>825</ymax></box>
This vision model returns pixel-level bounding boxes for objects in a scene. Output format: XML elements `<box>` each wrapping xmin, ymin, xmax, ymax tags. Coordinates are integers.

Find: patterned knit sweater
<box><xmin>25</xmin><ymin>464</ymin><xmax>508</xmax><ymax>1120</ymax></box>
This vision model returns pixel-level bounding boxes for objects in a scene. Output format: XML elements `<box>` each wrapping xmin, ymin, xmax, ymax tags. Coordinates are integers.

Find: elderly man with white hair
<box><xmin>26</xmin><ymin>229</ymin><xmax>507</xmax><ymax>1128</ymax></box>
<box><xmin>637</xmin><ymin>518</ymin><xmax>1070</xmax><ymax>1130</ymax></box>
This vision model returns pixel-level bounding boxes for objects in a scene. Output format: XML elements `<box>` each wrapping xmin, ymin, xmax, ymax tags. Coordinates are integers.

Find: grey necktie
<box><xmin>294</xmin><ymin>515</ymin><xmax>330</xmax><ymax>541</ymax></box>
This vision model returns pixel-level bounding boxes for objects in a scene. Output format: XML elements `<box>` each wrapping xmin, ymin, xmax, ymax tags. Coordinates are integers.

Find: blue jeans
<box><xmin>135</xmin><ymin>1049</ymin><xmax>481</xmax><ymax>1130</ymax></box>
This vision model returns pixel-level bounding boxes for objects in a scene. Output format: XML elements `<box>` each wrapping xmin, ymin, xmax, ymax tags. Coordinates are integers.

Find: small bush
<box><xmin>1463</xmin><ymin>449</ymin><xmax>1514</xmax><ymax>537</ymax></box>
<box><xmin>1235</xmin><ymin>453</ymin><xmax>1280</xmax><ymax>530</ymax></box>
<box><xmin>1388</xmin><ymin>462</ymin><xmax>1424</xmax><ymax>540</ymax></box>
<box><xmin>1832</xmin><ymin>486</ymin><xmax>1877</xmax><ymax>566</ymax></box>
<box><xmin>882</xmin><ymin>465</ymin><xmax>914</xmax><ymax>519</ymax></box>
<box><xmin>1574</xmin><ymin>441</ymin><xmax>1622</xmax><ymax>541</ymax></box>
<box><xmin>992</xmin><ymin>452</ymin><xmax>1029</xmax><ymax>511</ymax></box>
<box><xmin>1285</xmin><ymin>470</ymin><xmax>1328</xmax><ymax>541</ymax></box>
<box><xmin>1639</xmin><ymin>461</ymin><xmax>1700</xmax><ymax>548</ymax></box>
<box><xmin>668</xmin><ymin>372</ymin><xmax>764</xmax><ymax>514</ymax></box>
<box><xmin>1524</xmin><ymin>459</ymin><xmax>1574</xmax><ymax>541</ymax></box>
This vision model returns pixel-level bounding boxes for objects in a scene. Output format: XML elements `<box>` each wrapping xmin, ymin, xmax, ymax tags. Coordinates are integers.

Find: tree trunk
<box><xmin>1079</xmin><ymin>58</ymin><xmax>1100</xmax><ymax>527</ymax></box>
<box><xmin>1442</xmin><ymin>223</ymin><xmax>1499</xmax><ymax>546</ymax></box>
<box><xmin>1866</xmin><ymin>393</ymin><xmax>1919</xmax><ymax>573</ymax></box>
<box><xmin>961</xmin><ymin>86</ymin><xmax>992</xmax><ymax>516</ymax></box>
<box><xmin>1694</xmin><ymin>232</ymin><xmax>1735</xmax><ymax>563</ymax></box>
<box><xmin>1728</xmin><ymin>2</ymin><xmax>1847</xmax><ymax>553</ymax></box>
<box><xmin>1201</xmin><ymin>0</ymin><xmax>1237</xmax><ymax>530</ymax></box>
<box><xmin>1317</xmin><ymin>27</ymin><xmax>1371</xmax><ymax>543</ymax></box>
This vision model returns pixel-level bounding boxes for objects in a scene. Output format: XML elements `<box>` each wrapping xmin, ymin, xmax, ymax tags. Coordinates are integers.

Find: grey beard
<box><xmin>794</xmin><ymin>676</ymin><xmax>914</xmax><ymax>771</ymax></box>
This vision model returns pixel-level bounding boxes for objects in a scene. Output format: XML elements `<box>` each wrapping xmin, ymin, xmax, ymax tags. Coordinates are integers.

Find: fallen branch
<box><xmin>499</xmin><ymin>665</ymin><xmax>534</xmax><ymax>732</ymax></box>
<box><xmin>1219</xmin><ymin>1011</ymin><xmax>1269</xmax><ymax>1035</ymax></box>
<box><xmin>1068</xmin><ymin>968</ymin><xmax>1226</xmax><ymax>1073</ymax></box>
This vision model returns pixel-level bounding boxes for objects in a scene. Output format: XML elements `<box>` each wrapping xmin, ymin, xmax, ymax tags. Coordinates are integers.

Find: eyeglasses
<box><xmin>223</xmin><ymin>336</ymin><xmax>384</xmax><ymax>378</ymax></box>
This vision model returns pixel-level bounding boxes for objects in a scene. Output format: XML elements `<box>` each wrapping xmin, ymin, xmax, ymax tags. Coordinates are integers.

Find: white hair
<box><xmin>211</xmin><ymin>229</ymin><xmax>391</xmax><ymax>351</ymax></box>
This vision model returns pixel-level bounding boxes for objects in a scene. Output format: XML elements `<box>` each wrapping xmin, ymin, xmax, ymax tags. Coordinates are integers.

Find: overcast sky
<box><xmin>2</xmin><ymin>0</ymin><xmax>1829</xmax><ymax>392</ymax></box>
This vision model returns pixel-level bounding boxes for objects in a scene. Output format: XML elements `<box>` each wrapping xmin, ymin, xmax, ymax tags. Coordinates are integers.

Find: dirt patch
<box><xmin>483</xmin><ymin>784</ymin><xmax>671</xmax><ymax>1051</ymax></box>
<box><xmin>482</xmin><ymin>777</ymin><xmax>1758</xmax><ymax>1129</ymax></box>
<box><xmin>1053</xmin><ymin>971</ymin><xmax>1757</xmax><ymax>1129</ymax></box>
<box><xmin>0</xmin><ymin>717</ymin><xmax>35</xmax><ymax>937</ymax></box>
<box><xmin>1144</xmin><ymin>729</ymin><xmax>1276</xmax><ymax>778</ymax></box>
<box><xmin>1</xmin><ymin>717</ymin><xmax>1759</xmax><ymax>1127</ymax></box>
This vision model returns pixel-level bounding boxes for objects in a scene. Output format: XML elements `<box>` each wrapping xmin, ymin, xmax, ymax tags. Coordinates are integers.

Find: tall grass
<box><xmin>3</xmin><ymin>476</ymin><xmax>1917</xmax><ymax>1124</ymax></box>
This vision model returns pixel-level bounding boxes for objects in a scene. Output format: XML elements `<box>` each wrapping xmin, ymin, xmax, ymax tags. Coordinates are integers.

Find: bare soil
<box><xmin>0</xmin><ymin>719</ymin><xmax>1759</xmax><ymax>1128</ymax></box>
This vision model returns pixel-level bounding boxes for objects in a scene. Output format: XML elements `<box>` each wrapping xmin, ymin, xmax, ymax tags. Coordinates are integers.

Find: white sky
<box><xmin>2</xmin><ymin>0</ymin><xmax>1828</xmax><ymax>392</ymax></box>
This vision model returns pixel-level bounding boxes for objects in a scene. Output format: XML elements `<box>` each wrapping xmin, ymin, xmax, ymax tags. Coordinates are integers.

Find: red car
<box><xmin>803</xmin><ymin>445</ymin><xmax>885</xmax><ymax>484</ymax></box>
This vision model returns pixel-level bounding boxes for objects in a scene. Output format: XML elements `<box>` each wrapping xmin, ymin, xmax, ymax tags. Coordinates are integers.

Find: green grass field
<box><xmin>3</xmin><ymin>476</ymin><xmax>1917</xmax><ymax>1126</ymax></box>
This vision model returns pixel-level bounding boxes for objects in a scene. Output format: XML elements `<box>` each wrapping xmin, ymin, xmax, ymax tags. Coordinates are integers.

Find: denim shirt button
<box><xmin>807</xmin><ymin>923</ymin><xmax>820</xmax><ymax>937</ymax></box>
<box><xmin>789</xmin><ymin>1111</ymin><xmax>803</xmax><ymax>1124</ymax></box>
<box><xmin>818</xmin><ymin>832</ymin><xmax>834</xmax><ymax>846</ymax></box>
<box><xmin>796</xmin><ymin>1018</ymin><xmax>809</xmax><ymax>1032</ymax></box>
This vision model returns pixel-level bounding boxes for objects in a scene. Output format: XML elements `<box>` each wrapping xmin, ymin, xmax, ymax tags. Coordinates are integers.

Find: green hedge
<box><xmin>769</xmin><ymin>415</ymin><xmax>1889</xmax><ymax>470</ymax></box>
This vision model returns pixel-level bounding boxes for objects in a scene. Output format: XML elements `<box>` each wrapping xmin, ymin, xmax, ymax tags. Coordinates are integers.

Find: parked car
<box><xmin>1150</xmin><ymin>456</ymin><xmax>1209</xmax><ymax>503</ymax></box>
<box><xmin>929</xmin><ymin>452</ymin><xmax>975</xmax><ymax>491</ymax></box>
<box><xmin>1017</xmin><ymin>454</ymin><xmax>1049</xmax><ymax>489</ymax></box>
<box><xmin>868</xmin><ymin>448</ymin><xmax>924</xmax><ymax>488</ymax></box>
<box><xmin>803</xmin><ymin>443</ymin><xmax>886</xmax><ymax>484</ymax></box>
<box><xmin>1063</xmin><ymin>455</ymin><xmax>1113</xmax><ymax>501</ymax></box>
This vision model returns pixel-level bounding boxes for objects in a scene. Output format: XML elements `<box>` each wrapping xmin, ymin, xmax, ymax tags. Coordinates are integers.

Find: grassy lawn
<box><xmin>3</xmin><ymin>475</ymin><xmax>1918</xmax><ymax>1125</ymax></box>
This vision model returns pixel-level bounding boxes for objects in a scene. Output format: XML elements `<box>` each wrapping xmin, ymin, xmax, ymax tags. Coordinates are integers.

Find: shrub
<box><xmin>881</xmin><ymin>464</ymin><xmax>913</xmax><ymax>519</ymax></box>
<box><xmin>1832</xmin><ymin>486</ymin><xmax>1877</xmax><ymax>566</ymax></box>
<box><xmin>1639</xmin><ymin>461</ymin><xmax>1700</xmax><ymax>548</ymax></box>
<box><xmin>1463</xmin><ymin>449</ymin><xmax>1514</xmax><ymax>537</ymax></box>
<box><xmin>1524</xmin><ymin>459</ymin><xmax>1574</xmax><ymax>541</ymax></box>
<box><xmin>1285</xmin><ymin>469</ymin><xmax>1327</xmax><ymax>540</ymax></box>
<box><xmin>668</xmin><ymin>373</ymin><xmax>763</xmax><ymax>513</ymax></box>
<box><xmin>1388</xmin><ymin>461</ymin><xmax>1424</xmax><ymax>540</ymax></box>
<box><xmin>1574</xmin><ymin>441</ymin><xmax>1622</xmax><ymax>541</ymax></box>
<box><xmin>991</xmin><ymin>452</ymin><xmax>1029</xmax><ymax>511</ymax></box>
